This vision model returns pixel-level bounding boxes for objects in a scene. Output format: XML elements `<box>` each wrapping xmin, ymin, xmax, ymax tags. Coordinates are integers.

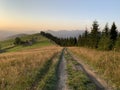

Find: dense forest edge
<box><xmin>41</xmin><ymin>21</ymin><xmax>120</xmax><ymax>51</ymax></box>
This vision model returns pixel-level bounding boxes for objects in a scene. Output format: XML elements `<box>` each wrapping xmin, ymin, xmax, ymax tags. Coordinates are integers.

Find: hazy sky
<box><xmin>0</xmin><ymin>0</ymin><xmax>120</xmax><ymax>32</ymax></box>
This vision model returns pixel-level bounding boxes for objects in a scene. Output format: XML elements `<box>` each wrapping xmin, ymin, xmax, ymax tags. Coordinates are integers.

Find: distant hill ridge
<box><xmin>46</xmin><ymin>30</ymin><xmax>84</xmax><ymax>38</ymax></box>
<box><xmin>7</xmin><ymin>34</ymin><xmax>28</xmax><ymax>39</ymax></box>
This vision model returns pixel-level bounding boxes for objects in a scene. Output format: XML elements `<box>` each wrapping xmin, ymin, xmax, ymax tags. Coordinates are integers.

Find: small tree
<box><xmin>109</xmin><ymin>22</ymin><xmax>118</xmax><ymax>49</ymax></box>
<box><xmin>14</xmin><ymin>37</ymin><xmax>22</xmax><ymax>45</ymax></box>
<box><xmin>102</xmin><ymin>23</ymin><xmax>109</xmax><ymax>36</ymax></box>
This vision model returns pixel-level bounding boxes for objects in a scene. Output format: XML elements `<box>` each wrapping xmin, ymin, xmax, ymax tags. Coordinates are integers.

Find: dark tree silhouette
<box><xmin>110</xmin><ymin>22</ymin><xmax>118</xmax><ymax>41</ymax></box>
<box><xmin>89</xmin><ymin>21</ymin><xmax>100</xmax><ymax>48</ymax></box>
<box><xmin>14</xmin><ymin>37</ymin><xmax>22</xmax><ymax>45</ymax></box>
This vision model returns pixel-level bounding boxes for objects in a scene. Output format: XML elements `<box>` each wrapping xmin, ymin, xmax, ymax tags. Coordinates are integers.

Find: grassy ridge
<box><xmin>7</xmin><ymin>40</ymin><xmax>53</xmax><ymax>52</ymax></box>
<box><xmin>0</xmin><ymin>33</ymin><xmax>54</xmax><ymax>52</ymax></box>
<box><xmin>69</xmin><ymin>47</ymin><xmax>120</xmax><ymax>90</ymax></box>
<box><xmin>64</xmin><ymin>50</ymin><xmax>96</xmax><ymax>90</ymax></box>
<box><xmin>0</xmin><ymin>46</ymin><xmax>62</xmax><ymax>90</ymax></box>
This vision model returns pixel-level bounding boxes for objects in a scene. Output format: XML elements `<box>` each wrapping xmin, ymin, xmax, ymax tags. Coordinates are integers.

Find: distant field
<box><xmin>0</xmin><ymin>46</ymin><xmax>62</xmax><ymax>90</ymax></box>
<box><xmin>68</xmin><ymin>47</ymin><xmax>120</xmax><ymax>90</ymax></box>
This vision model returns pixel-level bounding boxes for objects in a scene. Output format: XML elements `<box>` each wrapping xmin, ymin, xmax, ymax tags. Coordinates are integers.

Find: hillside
<box><xmin>0</xmin><ymin>33</ymin><xmax>55</xmax><ymax>52</ymax></box>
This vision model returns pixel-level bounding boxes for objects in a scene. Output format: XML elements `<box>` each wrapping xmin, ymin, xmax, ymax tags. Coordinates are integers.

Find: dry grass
<box><xmin>0</xmin><ymin>46</ymin><xmax>62</xmax><ymax>90</ymax></box>
<box><xmin>68</xmin><ymin>47</ymin><xmax>120</xmax><ymax>89</ymax></box>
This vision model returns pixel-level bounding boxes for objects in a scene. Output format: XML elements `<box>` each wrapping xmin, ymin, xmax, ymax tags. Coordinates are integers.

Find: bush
<box><xmin>14</xmin><ymin>37</ymin><xmax>22</xmax><ymax>45</ymax></box>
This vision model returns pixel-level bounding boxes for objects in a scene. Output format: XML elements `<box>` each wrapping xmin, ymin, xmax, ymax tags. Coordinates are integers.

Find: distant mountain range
<box><xmin>0</xmin><ymin>30</ymin><xmax>18</xmax><ymax>41</ymax></box>
<box><xmin>0</xmin><ymin>30</ymin><xmax>84</xmax><ymax>41</ymax></box>
<box><xmin>0</xmin><ymin>30</ymin><xmax>37</xmax><ymax>41</ymax></box>
<box><xmin>6</xmin><ymin>34</ymin><xmax>28</xmax><ymax>39</ymax></box>
<box><xmin>46</xmin><ymin>30</ymin><xmax>84</xmax><ymax>38</ymax></box>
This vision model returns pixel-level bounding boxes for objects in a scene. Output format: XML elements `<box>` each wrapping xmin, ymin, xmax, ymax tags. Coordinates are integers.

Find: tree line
<box><xmin>40</xmin><ymin>21</ymin><xmax>120</xmax><ymax>51</ymax></box>
<box><xmin>40</xmin><ymin>31</ymin><xmax>77</xmax><ymax>46</ymax></box>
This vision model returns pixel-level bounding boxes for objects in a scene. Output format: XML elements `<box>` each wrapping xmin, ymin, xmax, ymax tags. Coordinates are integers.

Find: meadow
<box><xmin>0</xmin><ymin>33</ymin><xmax>54</xmax><ymax>52</ymax></box>
<box><xmin>0</xmin><ymin>46</ymin><xmax>62</xmax><ymax>90</ymax></box>
<box><xmin>68</xmin><ymin>47</ymin><xmax>120</xmax><ymax>90</ymax></box>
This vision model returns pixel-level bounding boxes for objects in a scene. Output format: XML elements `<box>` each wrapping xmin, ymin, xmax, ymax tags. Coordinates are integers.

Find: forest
<box><xmin>41</xmin><ymin>21</ymin><xmax>120</xmax><ymax>51</ymax></box>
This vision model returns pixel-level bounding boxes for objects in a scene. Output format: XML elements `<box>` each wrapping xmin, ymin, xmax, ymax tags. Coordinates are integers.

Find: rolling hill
<box><xmin>0</xmin><ymin>33</ymin><xmax>55</xmax><ymax>52</ymax></box>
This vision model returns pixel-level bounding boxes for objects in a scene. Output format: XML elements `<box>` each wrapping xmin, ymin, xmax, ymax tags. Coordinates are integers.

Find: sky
<box><xmin>0</xmin><ymin>0</ymin><xmax>120</xmax><ymax>32</ymax></box>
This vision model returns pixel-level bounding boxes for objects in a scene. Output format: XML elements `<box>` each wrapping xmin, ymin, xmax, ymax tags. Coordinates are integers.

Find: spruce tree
<box><xmin>110</xmin><ymin>22</ymin><xmax>118</xmax><ymax>41</ymax></box>
<box><xmin>110</xmin><ymin>22</ymin><xmax>118</xmax><ymax>49</ymax></box>
<box><xmin>98</xmin><ymin>24</ymin><xmax>111</xmax><ymax>50</ymax></box>
<box><xmin>103</xmin><ymin>23</ymin><xmax>109</xmax><ymax>36</ymax></box>
<box><xmin>82</xmin><ymin>30</ymin><xmax>89</xmax><ymax>47</ymax></box>
<box><xmin>90</xmin><ymin>21</ymin><xmax>100</xmax><ymax>48</ymax></box>
<box><xmin>78</xmin><ymin>35</ymin><xmax>82</xmax><ymax>46</ymax></box>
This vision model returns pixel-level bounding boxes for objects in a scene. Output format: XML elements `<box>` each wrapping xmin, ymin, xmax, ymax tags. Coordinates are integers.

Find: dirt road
<box><xmin>56</xmin><ymin>48</ymin><xmax>112</xmax><ymax>90</ymax></box>
<box><xmin>57</xmin><ymin>51</ymin><xmax>68</xmax><ymax>90</ymax></box>
<box><xmin>67</xmin><ymin>50</ymin><xmax>112</xmax><ymax>90</ymax></box>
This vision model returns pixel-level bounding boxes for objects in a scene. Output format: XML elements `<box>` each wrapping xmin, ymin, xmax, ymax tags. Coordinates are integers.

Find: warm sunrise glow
<box><xmin>0</xmin><ymin>0</ymin><xmax>120</xmax><ymax>31</ymax></box>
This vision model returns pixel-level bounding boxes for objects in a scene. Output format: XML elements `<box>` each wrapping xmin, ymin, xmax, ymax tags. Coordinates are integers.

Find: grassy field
<box><xmin>64</xmin><ymin>50</ymin><xmax>96</xmax><ymax>90</ymax></box>
<box><xmin>0</xmin><ymin>46</ymin><xmax>62</xmax><ymax>90</ymax></box>
<box><xmin>0</xmin><ymin>33</ymin><xmax>55</xmax><ymax>52</ymax></box>
<box><xmin>68</xmin><ymin>47</ymin><xmax>120</xmax><ymax>90</ymax></box>
<box><xmin>7</xmin><ymin>40</ymin><xmax>54</xmax><ymax>52</ymax></box>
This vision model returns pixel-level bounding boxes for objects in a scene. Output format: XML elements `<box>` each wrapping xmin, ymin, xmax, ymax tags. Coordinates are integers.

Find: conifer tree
<box><xmin>110</xmin><ymin>22</ymin><xmax>118</xmax><ymax>41</ymax></box>
<box><xmin>89</xmin><ymin>21</ymin><xmax>100</xmax><ymax>48</ymax></box>
<box><xmin>110</xmin><ymin>22</ymin><xmax>118</xmax><ymax>49</ymax></box>
<box><xmin>98</xmin><ymin>23</ymin><xmax>112</xmax><ymax>50</ymax></box>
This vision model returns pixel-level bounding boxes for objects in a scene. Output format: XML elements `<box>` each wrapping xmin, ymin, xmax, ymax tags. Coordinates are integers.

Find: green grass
<box><xmin>64</xmin><ymin>50</ymin><xmax>96</xmax><ymax>90</ymax></box>
<box><xmin>7</xmin><ymin>40</ymin><xmax>53</xmax><ymax>52</ymax></box>
<box><xmin>0</xmin><ymin>33</ymin><xmax>55</xmax><ymax>52</ymax></box>
<box><xmin>0</xmin><ymin>39</ymin><xmax>14</xmax><ymax>49</ymax></box>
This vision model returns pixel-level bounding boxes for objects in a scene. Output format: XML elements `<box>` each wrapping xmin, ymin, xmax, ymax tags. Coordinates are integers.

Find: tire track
<box><xmin>67</xmin><ymin>49</ymin><xmax>112</xmax><ymax>90</ymax></box>
<box><xmin>57</xmin><ymin>49</ymin><xmax>68</xmax><ymax>90</ymax></box>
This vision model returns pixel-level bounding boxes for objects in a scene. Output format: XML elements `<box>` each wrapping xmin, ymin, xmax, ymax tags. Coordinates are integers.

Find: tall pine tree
<box><xmin>89</xmin><ymin>21</ymin><xmax>100</xmax><ymax>48</ymax></box>
<box><xmin>110</xmin><ymin>22</ymin><xmax>118</xmax><ymax>49</ymax></box>
<box><xmin>110</xmin><ymin>22</ymin><xmax>118</xmax><ymax>41</ymax></box>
